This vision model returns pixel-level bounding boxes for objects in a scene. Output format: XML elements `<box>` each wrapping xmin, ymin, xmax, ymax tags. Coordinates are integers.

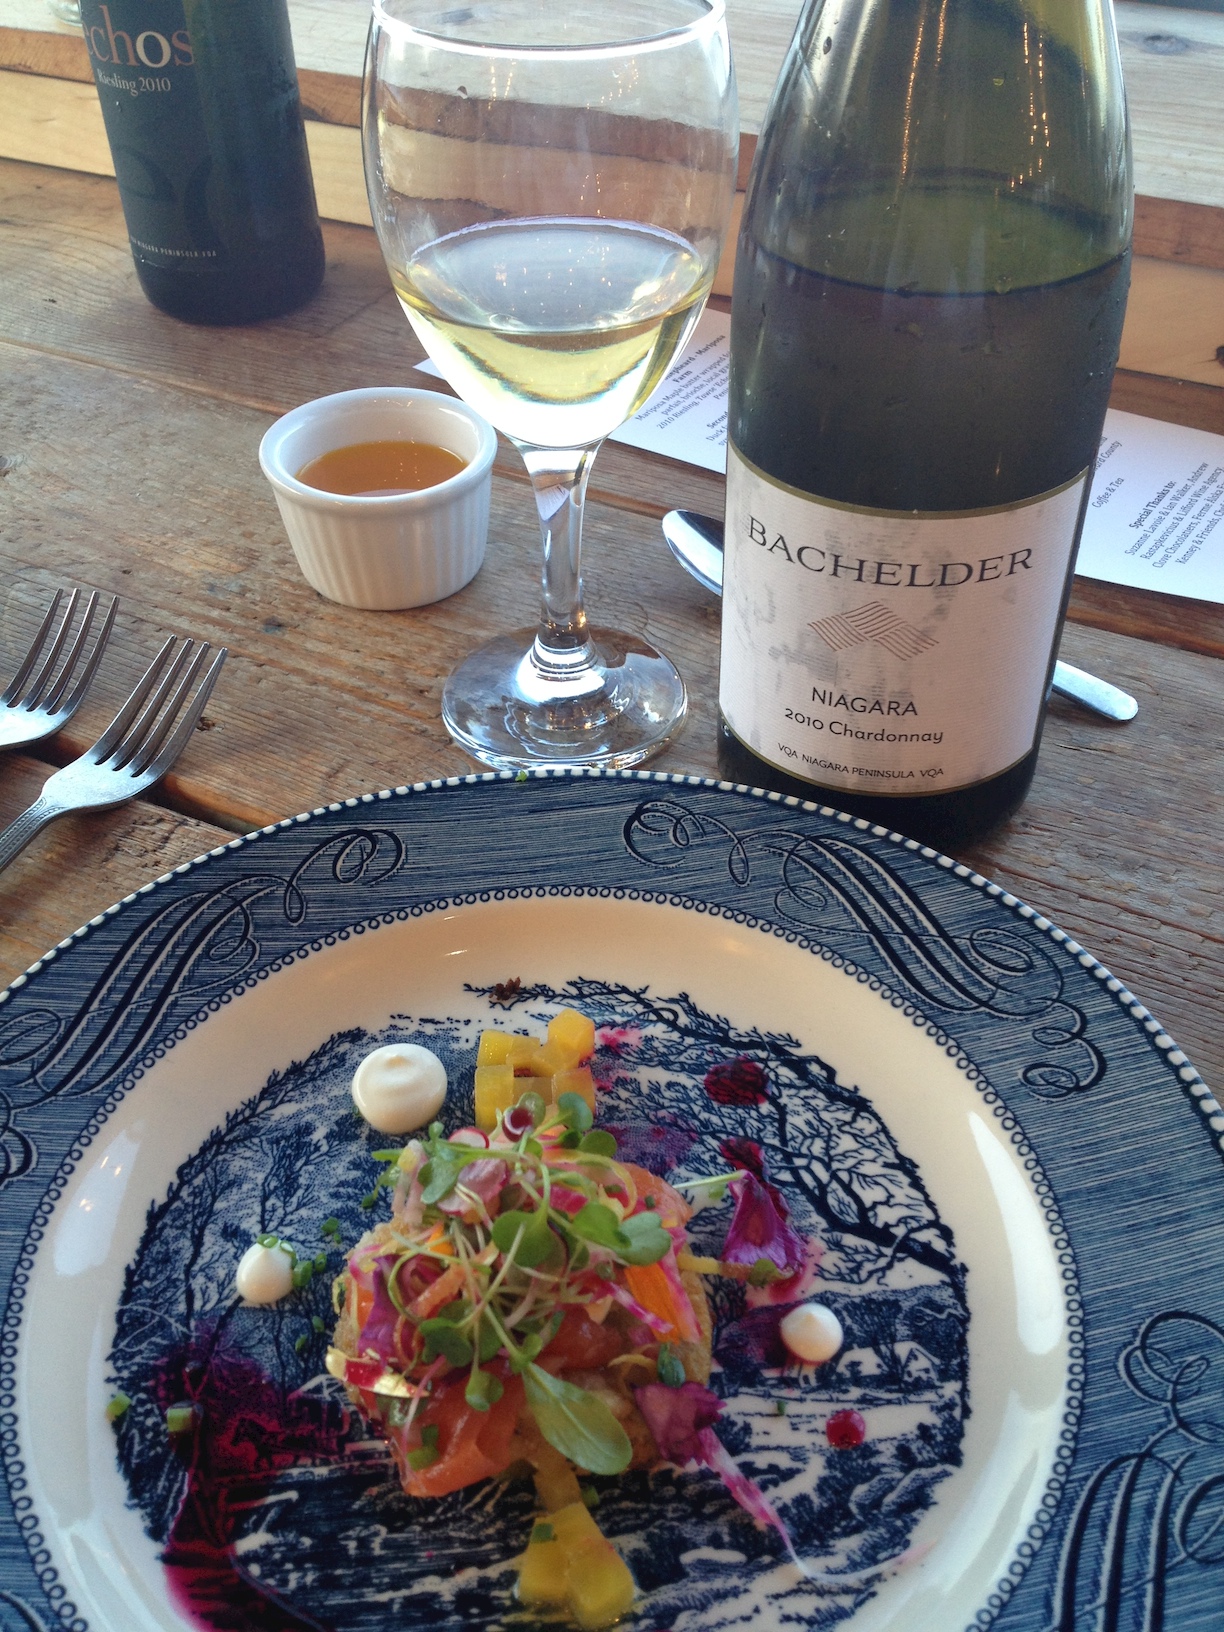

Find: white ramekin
<box><xmin>259</xmin><ymin>387</ymin><xmax>498</xmax><ymax>610</ymax></box>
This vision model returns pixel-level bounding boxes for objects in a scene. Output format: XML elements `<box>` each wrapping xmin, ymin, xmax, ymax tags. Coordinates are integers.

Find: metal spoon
<box><xmin>662</xmin><ymin>508</ymin><xmax>1139</xmax><ymax>723</ymax></box>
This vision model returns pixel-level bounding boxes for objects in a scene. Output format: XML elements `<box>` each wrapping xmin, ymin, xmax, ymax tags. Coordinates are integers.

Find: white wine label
<box><xmin>720</xmin><ymin>445</ymin><xmax>1090</xmax><ymax>796</ymax></box>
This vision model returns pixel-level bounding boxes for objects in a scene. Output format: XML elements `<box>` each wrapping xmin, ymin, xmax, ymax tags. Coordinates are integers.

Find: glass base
<box><xmin>442</xmin><ymin>626</ymin><xmax>687</xmax><ymax>771</ymax></box>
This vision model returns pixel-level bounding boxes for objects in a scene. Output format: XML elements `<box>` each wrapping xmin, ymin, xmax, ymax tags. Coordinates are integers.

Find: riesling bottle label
<box><xmin>720</xmin><ymin>444</ymin><xmax>1089</xmax><ymax>797</ymax></box>
<box><xmin>80</xmin><ymin>0</ymin><xmax>212</xmax><ymax>269</ymax></box>
<box><xmin>79</xmin><ymin>0</ymin><xmax>323</xmax><ymax>322</ymax></box>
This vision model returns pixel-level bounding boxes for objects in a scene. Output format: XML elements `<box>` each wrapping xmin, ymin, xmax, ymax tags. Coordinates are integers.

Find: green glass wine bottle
<box><xmin>719</xmin><ymin>0</ymin><xmax>1132</xmax><ymax>846</ymax></box>
<box><xmin>79</xmin><ymin>0</ymin><xmax>325</xmax><ymax>323</ymax></box>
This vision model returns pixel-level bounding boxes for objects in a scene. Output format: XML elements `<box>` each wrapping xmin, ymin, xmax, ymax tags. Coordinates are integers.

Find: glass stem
<box><xmin>519</xmin><ymin>442</ymin><xmax>605</xmax><ymax>697</ymax></box>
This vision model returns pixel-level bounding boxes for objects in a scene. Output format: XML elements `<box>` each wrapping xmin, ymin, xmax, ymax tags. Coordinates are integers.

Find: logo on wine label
<box><xmin>720</xmin><ymin>443</ymin><xmax>1090</xmax><ymax>795</ymax></box>
<box><xmin>810</xmin><ymin>603</ymin><xmax>938</xmax><ymax>659</ymax></box>
<box><xmin>82</xmin><ymin>4</ymin><xmax>193</xmax><ymax>69</ymax></box>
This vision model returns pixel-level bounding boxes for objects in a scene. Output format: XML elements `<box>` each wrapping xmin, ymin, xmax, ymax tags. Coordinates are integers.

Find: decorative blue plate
<box><xmin>1</xmin><ymin>771</ymin><xmax>1221</xmax><ymax>1632</ymax></box>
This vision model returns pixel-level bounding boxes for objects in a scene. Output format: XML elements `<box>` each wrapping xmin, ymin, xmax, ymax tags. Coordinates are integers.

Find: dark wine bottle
<box><xmin>719</xmin><ymin>0</ymin><xmax>1132</xmax><ymax>846</ymax></box>
<box><xmin>79</xmin><ymin>0</ymin><xmax>325</xmax><ymax>323</ymax></box>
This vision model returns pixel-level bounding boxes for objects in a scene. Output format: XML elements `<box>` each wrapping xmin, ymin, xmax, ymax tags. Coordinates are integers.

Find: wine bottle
<box><xmin>79</xmin><ymin>0</ymin><xmax>325</xmax><ymax>324</ymax></box>
<box><xmin>719</xmin><ymin>0</ymin><xmax>1131</xmax><ymax>846</ymax></box>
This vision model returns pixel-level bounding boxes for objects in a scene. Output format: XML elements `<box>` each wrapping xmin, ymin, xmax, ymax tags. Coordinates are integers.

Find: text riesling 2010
<box><xmin>719</xmin><ymin>0</ymin><xmax>1132</xmax><ymax>845</ymax></box>
<box><xmin>80</xmin><ymin>0</ymin><xmax>325</xmax><ymax>324</ymax></box>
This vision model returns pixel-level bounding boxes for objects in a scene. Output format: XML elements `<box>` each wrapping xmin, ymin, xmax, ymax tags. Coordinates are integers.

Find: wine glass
<box><xmin>364</xmin><ymin>0</ymin><xmax>738</xmax><ymax>768</ymax></box>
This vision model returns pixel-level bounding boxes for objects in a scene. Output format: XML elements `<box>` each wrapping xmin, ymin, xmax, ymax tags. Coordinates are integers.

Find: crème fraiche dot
<box><xmin>779</xmin><ymin>1301</ymin><xmax>844</xmax><ymax>1364</ymax></box>
<box><xmin>352</xmin><ymin>1043</ymin><xmax>448</xmax><ymax>1134</ymax></box>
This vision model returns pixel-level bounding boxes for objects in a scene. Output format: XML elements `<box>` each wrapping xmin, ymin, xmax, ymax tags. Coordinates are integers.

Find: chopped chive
<box><xmin>256</xmin><ymin>1233</ymin><xmax>279</xmax><ymax>1249</ymax></box>
<box><xmin>643</xmin><ymin>1195</ymin><xmax>656</xmax><ymax>1209</ymax></box>
<box><xmin>295</xmin><ymin>1334</ymin><xmax>308</xmax><ymax>1354</ymax></box>
<box><xmin>775</xmin><ymin>1399</ymin><xmax>788</xmax><ymax>1416</ymax></box>
<box><xmin>656</xmin><ymin>1344</ymin><xmax>685</xmax><ymax>1389</ymax></box>
<box><xmin>360</xmin><ymin>1192</ymin><xmax>378</xmax><ymax>1211</ymax></box>
<box><xmin>407</xmin><ymin>1443</ymin><xmax>439</xmax><ymax>1470</ymax></box>
<box><xmin>320</xmin><ymin>1218</ymin><xmax>341</xmax><ymax>1240</ymax></box>
<box><xmin>531</xmin><ymin>1521</ymin><xmax>555</xmax><ymax>1543</ymax></box>
<box><xmin>292</xmin><ymin>1262</ymin><xmax>314</xmax><ymax>1291</ymax></box>
<box><xmin>371</xmin><ymin>1149</ymin><xmax>404</xmax><ymax>1162</ymax></box>
<box><xmin>312</xmin><ymin>1315</ymin><xmax>325</xmax><ymax>1333</ymax></box>
<box><xmin>313</xmin><ymin>1252</ymin><xmax>327</xmax><ymax>1272</ymax></box>
<box><xmin>105</xmin><ymin>1392</ymin><xmax>132</xmax><ymax>1423</ymax></box>
<box><xmin>165</xmin><ymin>1404</ymin><xmax>196</xmax><ymax>1435</ymax></box>
<box><xmin>581</xmin><ymin>1486</ymin><xmax>599</xmax><ymax>1510</ymax></box>
<box><xmin>421</xmin><ymin>1423</ymin><xmax>440</xmax><ymax>1449</ymax></box>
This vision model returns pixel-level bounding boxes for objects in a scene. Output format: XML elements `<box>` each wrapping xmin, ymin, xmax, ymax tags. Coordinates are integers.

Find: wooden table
<box><xmin>0</xmin><ymin>155</ymin><xmax>1221</xmax><ymax>1098</ymax></box>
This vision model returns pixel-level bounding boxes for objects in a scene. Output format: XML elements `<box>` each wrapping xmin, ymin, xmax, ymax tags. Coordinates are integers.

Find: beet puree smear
<box><xmin>151</xmin><ymin>1346</ymin><xmax>345</xmax><ymax>1630</ymax></box>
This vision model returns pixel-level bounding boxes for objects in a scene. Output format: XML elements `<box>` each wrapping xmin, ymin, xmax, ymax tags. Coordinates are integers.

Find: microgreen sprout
<box><xmin>329</xmin><ymin>1096</ymin><xmax>695</xmax><ymax>1476</ymax></box>
<box><xmin>672</xmin><ymin>1170</ymin><xmax>743</xmax><ymax>1203</ymax></box>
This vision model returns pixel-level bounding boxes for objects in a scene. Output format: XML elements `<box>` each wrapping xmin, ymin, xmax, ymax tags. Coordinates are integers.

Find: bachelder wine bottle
<box><xmin>79</xmin><ymin>0</ymin><xmax>325</xmax><ymax>323</ymax></box>
<box><xmin>719</xmin><ymin>0</ymin><xmax>1132</xmax><ymax>845</ymax></box>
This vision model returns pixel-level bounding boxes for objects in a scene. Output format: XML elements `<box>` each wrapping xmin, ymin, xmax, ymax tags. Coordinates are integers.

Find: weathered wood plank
<box><xmin>3</xmin><ymin>159</ymin><xmax>1220</xmax><ymax>656</ymax></box>
<box><xmin>0</xmin><ymin>168</ymin><xmax>1219</xmax><ymax>1086</ymax></box>
<box><xmin>963</xmin><ymin>618</ymin><xmax>1224</xmax><ymax>1092</ymax></box>
<box><xmin>0</xmin><ymin>159</ymin><xmax>727</xmax><ymax>518</ymax></box>
<box><xmin>0</xmin><ymin>753</ymin><xmax>232</xmax><ymax>985</ymax></box>
<box><xmin>0</xmin><ymin>335</ymin><xmax>729</xmax><ymax>828</ymax></box>
<box><xmin>5</xmin><ymin>0</ymin><xmax>1224</xmax><ymax>224</ymax></box>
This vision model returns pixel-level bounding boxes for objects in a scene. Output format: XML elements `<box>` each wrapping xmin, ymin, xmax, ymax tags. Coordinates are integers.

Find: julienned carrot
<box><xmin>410</xmin><ymin>1261</ymin><xmax>468</xmax><ymax>1319</ymax></box>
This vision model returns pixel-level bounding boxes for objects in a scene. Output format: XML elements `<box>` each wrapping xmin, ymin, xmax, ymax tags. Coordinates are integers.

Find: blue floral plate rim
<box><xmin>0</xmin><ymin>768</ymin><xmax>1220</xmax><ymax>1632</ymax></box>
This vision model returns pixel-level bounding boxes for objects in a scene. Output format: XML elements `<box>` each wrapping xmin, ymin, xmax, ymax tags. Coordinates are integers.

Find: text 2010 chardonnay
<box><xmin>719</xmin><ymin>0</ymin><xmax>1132</xmax><ymax>844</ymax></box>
<box><xmin>80</xmin><ymin>0</ymin><xmax>325</xmax><ymax>323</ymax></box>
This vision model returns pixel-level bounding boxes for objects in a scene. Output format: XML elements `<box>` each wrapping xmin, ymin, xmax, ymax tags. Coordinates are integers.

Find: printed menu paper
<box><xmin>1075</xmin><ymin>410</ymin><xmax>1224</xmax><ymax>604</ymax></box>
<box><xmin>606</xmin><ymin>306</ymin><xmax>729</xmax><ymax>472</ymax></box>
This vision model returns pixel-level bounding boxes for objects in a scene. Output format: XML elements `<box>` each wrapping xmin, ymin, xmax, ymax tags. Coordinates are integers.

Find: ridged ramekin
<box><xmin>259</xmin><ymin>387</ymin><xmax>498</xmax><ymax>610</ymax></box>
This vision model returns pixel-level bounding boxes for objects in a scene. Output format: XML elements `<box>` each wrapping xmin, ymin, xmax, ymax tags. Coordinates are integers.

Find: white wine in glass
<box><xmin>364</xmin><ymin>0</ymin><xmax>738</xmax><ymax>768</ymax></box>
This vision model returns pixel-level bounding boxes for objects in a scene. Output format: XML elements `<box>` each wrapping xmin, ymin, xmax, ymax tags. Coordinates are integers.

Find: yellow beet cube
<box><xmin>474</xmin><ymin>1064</ymin><xmax>517</xmax><ymax>1130</ymax></box>
<box><xmin>548</xmin><ymin>1501</ymin><xmax>602</xmax><ymax>1547</ymax></box>
<box><xmin>547</xmin><ymin>1007</ymin><xmax>597</xmax><ymax>1066</ymax></box>
<box><xmin>517</xmin><ymin>1535</ymin><xmax>569</xmax><ymax>1607</ymax></box>
<box><xmin>553</xmin><ymin>1066</ymin><xmax>596</xmax><ymax>1114</ymax></box>
<box><xmin>567</xmin><ymin>1535</ymin><xmax>636</xmax><ymax>1629</ymax></box>
<box><xmin>477</xmin><ymin>1030</ymin><xmax>514</xmax><ymax>1066</ymax></box>
<box><xmin>506</xmin><ymin>1035</ymin><xmax>540</xmax><ymax>1071</ymax></box>
<box><xmin>526</xmin><ymin>1039</ymin><xmax>574</xmax><ymax>1078</ymax></box>
<box><xmin>534</xmin><ymin>1445</ymin><xmax>584</xmax><ymax>1512</ymax></box>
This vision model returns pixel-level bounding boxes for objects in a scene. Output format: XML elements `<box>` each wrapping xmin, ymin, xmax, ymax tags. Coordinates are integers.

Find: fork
<box><xmin>0</xmin><ymin>635</ymin><xmax>227</xmax><ymax>875</ymax></box>
<box><xmin>0</xmin><ymin>588</ymin><xmax>120</xmax><ymax>750</ymax></box>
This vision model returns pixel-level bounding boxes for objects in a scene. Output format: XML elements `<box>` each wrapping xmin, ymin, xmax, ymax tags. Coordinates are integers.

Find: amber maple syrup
<box><xmin>297</xmin><ymin>439</ymin><xmax>467</xmax><ymax>496</ymax></box>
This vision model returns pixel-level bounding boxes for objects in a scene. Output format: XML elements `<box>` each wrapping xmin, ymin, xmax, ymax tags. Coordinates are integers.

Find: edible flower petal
<box><xmin>722</xmin><ymin>1172</ymin><xmax>805</xmax><ymax>1274</ymax></box>
<box><xmin>436</xmin><ymin>1157</ymin><xmax>508</xmax><ymax>1218</ymax></box>
<box><xmin>604</xmin><ymin>1280</ymin><xmax>672</xmax><ymax>1335</ymax></box>
<box><xmin>356</xmin><ymin>1255</ymin><xmax>405</xmax><ymax>1363</ymax></box>
<box><xmin>634</xmin><ymin>1380</ymin><xmax>723</xmax><ymax>1465</ymax></box>
<box><xmin>696</xmin><ymin>1426</ymin><xmax>797</xmax><ymax>1554</ymax></box>
<box><xmin>704</xmin><ymin>1057</ymin><xmax>769</xmax><ymax>1106</ymax></box>
<box><xmin>636</xmin><ymin>1381</ymin><xmax>803</xmax><ymax>1561</ymax></box>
